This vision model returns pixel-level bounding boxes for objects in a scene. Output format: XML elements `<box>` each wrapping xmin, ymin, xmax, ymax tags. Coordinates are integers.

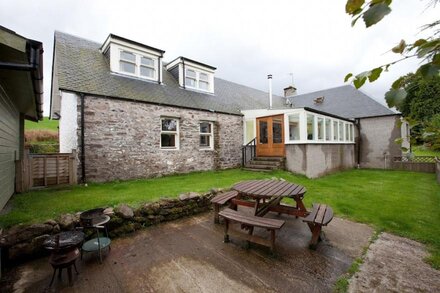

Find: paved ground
<box><xmin>2</xmin><ymin>209</ymin><xmax>373</xmax><ymax>293</ymax></box>
<box><xmin>349</xmin><ymin>232</ymin><xmax>440</xmax><ymax>293</ymax></box>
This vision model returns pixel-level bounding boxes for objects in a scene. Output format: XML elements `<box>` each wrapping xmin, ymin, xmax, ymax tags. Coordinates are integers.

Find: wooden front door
<box><xmin>256</xmin><ymin>115</ymin><xmax>285</xmax><ymax>157</ymax></box>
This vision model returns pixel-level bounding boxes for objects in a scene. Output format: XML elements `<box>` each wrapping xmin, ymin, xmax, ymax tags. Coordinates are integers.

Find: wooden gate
<box><xmin>16</xmin><ymin>149</ymin><xmax>77</xmax><ymax>192</ymax></box>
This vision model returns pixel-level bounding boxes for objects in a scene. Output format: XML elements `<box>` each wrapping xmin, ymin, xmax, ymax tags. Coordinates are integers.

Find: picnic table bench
<box><xmin>210</xmin><ymin>190</ymin><xmax>239</xmax><ymax>224</ymax></box>
<box><xmin>302</xmin><ymin>203</ymin><xmax>334</xmax><ymax>249</ymax></box>
<box><xmin>219</xmin><ymin>208</ymin><xmax>285</xmax><ymax>252</ymax></box>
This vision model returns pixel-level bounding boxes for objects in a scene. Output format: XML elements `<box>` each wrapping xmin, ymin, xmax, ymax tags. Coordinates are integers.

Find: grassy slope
<box><xmin>25</xmin><ymin>117</ymin><xmax>58</xmax><ymax>132</ymax></box>
<box><xmin>413</xmin><ymin>145</ymin><xmax>440</xmax><ymax>157</ymax></box>
<box><xmin>1</xmin><ymin>168</ymin><xmax>439</xmax><ymax>267</ymax></box>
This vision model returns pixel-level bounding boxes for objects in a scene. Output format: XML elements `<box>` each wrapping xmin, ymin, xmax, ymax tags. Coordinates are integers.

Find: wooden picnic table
<box><xmin>231</xmin><ymin>179</ymin><xmax>308</xmax><ymax>218</ymax></box>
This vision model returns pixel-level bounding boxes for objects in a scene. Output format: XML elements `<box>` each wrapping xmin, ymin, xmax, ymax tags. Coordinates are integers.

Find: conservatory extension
<box><xmin>242</xmin><ymin>108</ymin><xmax>356</xmax><ymax>178</ymax></box>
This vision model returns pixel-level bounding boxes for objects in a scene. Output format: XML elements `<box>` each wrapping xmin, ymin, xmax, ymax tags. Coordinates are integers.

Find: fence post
<box><xmin>70</xmin><ymin>150</ymin><xmax>78</xmax><ymax>185</ymax></box>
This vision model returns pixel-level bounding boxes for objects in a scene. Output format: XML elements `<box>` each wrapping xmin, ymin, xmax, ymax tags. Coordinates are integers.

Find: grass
<box><xmin>413</xmin><ymin>145</ymin><xmax>440</xmax><ymax>157</ymax></box>
<box><xmin>25</xmin><ymin>117</ymin><xmax>58</xmax><ymax>132</ymax></box>
<box><xmin>1</xmin><ymin>168</ymin><xmax>439</xmax><ymax>268</ymax></box>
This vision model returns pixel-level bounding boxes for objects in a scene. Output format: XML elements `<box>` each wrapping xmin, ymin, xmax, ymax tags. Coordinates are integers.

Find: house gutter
<box><xmin>80</xmin><ymin>93</ymin><xmax>86</xmax><ymax>183</ymax></box>
<box><xmin>0</xmin><ymin>41</ymin><xmax>44</xmax><ymax>121</ymax></box>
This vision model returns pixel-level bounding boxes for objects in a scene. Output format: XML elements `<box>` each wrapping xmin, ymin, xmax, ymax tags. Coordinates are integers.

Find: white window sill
<box><xmin>199</xmin><ymin>148</ymin><xmax>214</xmax><ymax>151</ymax></box>
<box><xmin>160</xmin><ymin>148</ymin><xmax>180</xmax><ymax>151</ymax></box>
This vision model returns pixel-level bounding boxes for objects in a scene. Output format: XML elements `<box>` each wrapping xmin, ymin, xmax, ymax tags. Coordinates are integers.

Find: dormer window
<box><xmin>185</xmin><ymin>68</ymin><xmax>211</xmax><ymax>91</ymax></box>
<box><xmin>166</xmin><ymin>56</ymin><xmax>216</xmax><ymax>94</ymax></box>
<box><xmin>101</xmin><ymin>34</ymin><xmax>165</xmax><ymax>83</ymax></box>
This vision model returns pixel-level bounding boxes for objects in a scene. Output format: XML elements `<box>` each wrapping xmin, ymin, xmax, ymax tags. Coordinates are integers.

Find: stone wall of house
<box><xmin>76</xmin><ymin>95</ymin><xmax>243</xmax><ymax>182</ymax></box>
<box><xmin>359</xmin><ymin>115</ymin><xmax>402</xmax><ymax>169</ymax></box>
<box><xmin>285</xmin><ymin>144</ymin><xmax>355</xmax><ymax>178</ymax></box>
<box><xmin>0</xmin><ymin>191</ymin><xmax>214</xmax><ymax>263</ymax></box>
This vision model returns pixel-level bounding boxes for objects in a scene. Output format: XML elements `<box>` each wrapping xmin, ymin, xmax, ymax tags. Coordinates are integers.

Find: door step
<box><xmin>243</xmin><ymin>157</ymin><xmax>285</xmax><ymax>171</ymax></box>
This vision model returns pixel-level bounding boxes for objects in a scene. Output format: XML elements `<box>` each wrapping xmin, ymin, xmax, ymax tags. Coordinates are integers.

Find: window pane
<box><xmin>273</xmin><ymin>119</ymin><xmax>282</xmax><ymax>144</ymax></box>
<box><xmin>186</xmin><ymin>69</ymin><xmax>196</xmax><ymax>78</ymax></box>
<box><xmin>120</xmin><ymin>61</ymin><xmax>135</xmax><ymax>74</ymax></box>
<box><xmin>350</xmin><ymin>125</ymin><xmax>354</xmax><ymax>142</ymax></box>
<box><xmin>317</xmin><ymin>117</ymin><xmax>324</xmax><ymax>140</ymax></box>
<box><xmin>200</xmin><ymin>122</ymin><xmax>211</xmax><ymax>133</ymax></box>
<box><xmin>200</xmin><ymin>135</ymin><xmax>210</xmax><ymax>147</ymax></box>
<box><xmin>161</xmin><ymin>134</ymin><xmax>176</xmax><ymax>147</ymax></box>
<box><xmin>185</xmin><ymin>77</ymin><xmax>196</xmax><ymax>87</ymax></box>
<box><xmin>288</xmin><ymin>114</ymin><xmax>300</xmax><ymax>141</ymax></box>
<box><xmin>141</xmin><ymin>56</ymin><xmax>154</xmax><ymax>67</ymax></box>
<box><xmin>140</xmin><ymin>66</ymin><xmax>155</xmax><ymax>78</ymax></box>
<box><xmin>245</xmin><ymin>120</ymin><xmax>255</xmax><ymax>143</ymax></box>
<box><xmin>325</xmin><ymin>118</ymin><xmax>331</xmax><ymax>140</ymax></box>
<box><xmin>333</xmin><ymin>121</ymin><xmax>338</xmax><ymax>140</ymax></box>
<box><xmin>339</xmin><ymin>121</ymin><xmax>343</xmax><ymax>141</ymax></box>
<box><xmin>307</xmin><ymin>114</ymin><xmax>315</xmax><ymax>140</ymax></box>
<box><xmin>120</xmin><ymin>51</ymin><xmax>135</xmax><ymax>62</ymax></box>
<box><xmin>199</xmin><ymin>72</ymin><xmax>209</xmax><ymax>81</ymax></box>
<box><xmin>259</xmin><ymin>121</ymin><xmax>268</xmax><ymax>144</ymax></box>
<box><xmin>345</xmin><ymin>124</ymin><xmax>349</xmax><ymax>141</ymax></box>
<box><xmin>162</xmin><ymin>119</ymin><xmax>177</xmax><ymax>131</ymax></box>
<box><xmin>199</xmin><ymin>81</ymin><xmax>209</xmax><ymax>90</ymax></box>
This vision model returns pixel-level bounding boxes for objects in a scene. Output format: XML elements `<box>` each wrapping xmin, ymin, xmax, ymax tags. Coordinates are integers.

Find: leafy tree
<box><xmin>343</xmin><ymin>0</ymin><xmax>440</xmax><ymax>103</ymax></box>
<box><xmin>424</xmin><ymin>113</ymin><xmax>440</xmax><ymax>150</ymax></box>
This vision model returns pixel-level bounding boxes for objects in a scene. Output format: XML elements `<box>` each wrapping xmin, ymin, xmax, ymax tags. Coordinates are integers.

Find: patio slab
<box><xmin>1</xmin><ymin>209</ymin><xmax>373</xmax><ymax>292</ymax></box>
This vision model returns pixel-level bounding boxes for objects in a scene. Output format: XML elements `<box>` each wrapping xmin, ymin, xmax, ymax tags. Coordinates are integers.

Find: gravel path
<box><xmin>349</xmin><ymin>232</ymin><xmax>440</xmax><ymax>293</ymax></box>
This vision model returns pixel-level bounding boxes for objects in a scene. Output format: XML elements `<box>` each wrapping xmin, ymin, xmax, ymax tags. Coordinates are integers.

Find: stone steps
<box><xmin>243</xmin><ymin>157</ymin><xmax>285</xmax><ymax>172</ymax></box>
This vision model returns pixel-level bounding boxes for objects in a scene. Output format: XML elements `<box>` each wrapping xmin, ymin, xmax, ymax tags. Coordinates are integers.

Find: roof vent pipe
<box><xmin>268</xmin><ymin>74</ymin><xmax>273</xmax><ymax>109</ymax></box>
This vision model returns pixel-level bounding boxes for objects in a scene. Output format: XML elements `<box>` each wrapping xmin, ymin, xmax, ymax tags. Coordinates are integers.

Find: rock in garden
<box><xmin>0</xmin><ymin>223</ymin><xmax>54</xmax><ymax>247</ymax></box>
<box><xmin>115</xmin><ymin>204</ymin><xmax>134</xmax><ymax>219</ymax></box>
<box><xmin>57</xmin><ymin>213</ymin><xmax>78</xmax><ymax>230</ymax></box>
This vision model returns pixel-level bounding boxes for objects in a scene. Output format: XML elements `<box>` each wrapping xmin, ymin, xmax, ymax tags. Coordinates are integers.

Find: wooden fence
<box><xmin>391</xmin><ymin>156</ymin><xmax>436</xmax><ymax>173</ymax></box>
<box><xmin>16</xmin><ymin>149</ymin><xmax>77</xmax><ymax>192</ymax></box>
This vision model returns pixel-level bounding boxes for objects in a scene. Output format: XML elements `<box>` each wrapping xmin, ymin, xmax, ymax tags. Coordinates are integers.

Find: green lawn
<box><xmin>25</xmin><ymin>117</ymin><xmax>58</xmax><ymax>131</ymax></box>
<box><xmin>1</xmin><ymin>168</ymin><xmax>439</xmax><ymax>268</ymax></box>
<box><xmin>413</xmin><ymin>145</ymin><xmax>440</xmax><ymax>157</ymax></box>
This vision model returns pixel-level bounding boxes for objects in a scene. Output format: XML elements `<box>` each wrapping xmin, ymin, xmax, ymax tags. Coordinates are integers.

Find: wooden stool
<box><xmin>49</xmin><ymin>247</ymin><xmax>80</xmax><ymax>287</ymax></box>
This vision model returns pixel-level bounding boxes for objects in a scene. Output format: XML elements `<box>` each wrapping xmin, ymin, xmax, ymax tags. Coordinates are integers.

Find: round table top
<box><xmin>233</xmin><ymin>179</ymin><xmax>306</xmax><ymax>198</ymax></box>
<box><xmin>43</xmin><ymin>230</ymin><xmax>85</xmax><ymax>250</ymax></box>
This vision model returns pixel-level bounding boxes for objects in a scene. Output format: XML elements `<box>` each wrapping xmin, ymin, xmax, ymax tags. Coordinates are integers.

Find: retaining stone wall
<box><xmin>0</xmin><ymin>191</ymin><xmax>216</xmax><ymax>263</ymax></box>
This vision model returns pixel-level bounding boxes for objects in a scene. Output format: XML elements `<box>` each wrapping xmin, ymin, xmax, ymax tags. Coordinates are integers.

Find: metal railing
<box><xmin>242</xmin><ymin>137</ymin><xmax>256</xmax><ymax>167</ymax></box>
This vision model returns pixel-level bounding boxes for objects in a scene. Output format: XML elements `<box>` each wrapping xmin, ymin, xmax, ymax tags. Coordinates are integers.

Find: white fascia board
<box><xmin>184</xmin><ymin>60</ymin><xmax>215</xmax><ymax>74</ymax></box>
<box><xmin>165</xmin><ymin>58</ymin><xmax>181</xmax><ymax>70</ymax></box>
<box><xmin>104</xmin><ymin>37</ymin><xmax>162</xmax><ymax>57</ymax></box>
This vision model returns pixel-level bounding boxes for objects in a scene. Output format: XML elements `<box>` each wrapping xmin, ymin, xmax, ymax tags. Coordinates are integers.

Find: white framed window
<box><xmin>200</xmin><ymin>122</ymin><xmax>214</xmax><ymax>149</ymax></box>
<box><xmin>118</xmin><ymin>49</ymin><xmax>157</xmax><ymax>80</ymax></box>
<box><xmin>350</xmin><ymin>124</ymin><xmax>354</xmax><ymax>142</ymax></box>
<box><xmin>161</xmin><ymin>118</ymin><xmax>179</xmax><ymax>149</ymax></box>
<box><xmin>307</xmin><ymin>114</ymin><xmax>315</xmax><ymax>141</ymax></box>
<box><xmin>333</xmin><ymin>120</ymin><xmax>338</xmax><ymax>141</ymax></box>
<box><xmin>317</xmin><ymin>117</ymin><xmax>324</xmax><ymax>140</ymax></box>
<box><xmin>325</xmin><ymin>118</ymin><xmax>331</xmax><ymax>141</ymax></box>
<box><xmin>339</xmin><ymin>121</ymin><xmax>344</xmax><ymax>141</ymax></box>
<box><xmin>119</xmin><ymin>51</ymin><xmax>136</xmax><ymax>74</ymax></box>
<box><xmin>288</xmin><ymin>113</ymin><xmax>300</xmax><ymax>141</ymax></box>
<box><xmin>185</xmin><ymin>68</ymin><xmax>211</xmax><ymax>92</ymax></box>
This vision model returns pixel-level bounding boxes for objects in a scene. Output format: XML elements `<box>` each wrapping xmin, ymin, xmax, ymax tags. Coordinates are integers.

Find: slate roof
<box><xmin>287</xmin><ymin>85</ymin><xmax>396</xmax><ymax>119</ymax></box>
<box><xmin>53</xmin><ymin>31</ymin><xmax>286</xmax><ymax>116</ymax></box>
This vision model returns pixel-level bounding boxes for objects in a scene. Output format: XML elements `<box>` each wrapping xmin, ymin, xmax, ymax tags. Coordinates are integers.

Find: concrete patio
<box><xmin>1</xmin><ymin>209</ymin><xmax>373</xmax><ymax>292</ymax></box>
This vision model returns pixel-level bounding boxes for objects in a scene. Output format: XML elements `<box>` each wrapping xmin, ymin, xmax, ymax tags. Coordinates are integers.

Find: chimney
<box><xmin>284</xmin><ymin>85</ymin><xmax>297</xmax><ymax>97</ymax></box>
<box><xmin>268</xmin><ymin>74</ymin><xmax>273</xmax><ymax>109</ymax></box>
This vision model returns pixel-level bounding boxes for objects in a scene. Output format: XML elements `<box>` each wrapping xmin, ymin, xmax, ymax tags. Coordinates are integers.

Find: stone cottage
<box><xmin>50</xmin><ymin>32</ymin><xmax>407</xmax><ymax>182</ymax></box>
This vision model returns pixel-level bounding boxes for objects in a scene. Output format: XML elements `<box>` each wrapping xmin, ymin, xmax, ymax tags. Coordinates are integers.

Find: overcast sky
<box><xmin>1</xmin><ymin>0</ymin><xmax>438</xmax><ymax>115</ymax></box>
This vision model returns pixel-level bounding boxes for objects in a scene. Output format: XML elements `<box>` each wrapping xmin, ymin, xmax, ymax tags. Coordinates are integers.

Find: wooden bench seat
<box><xmin>210</xmin><ymin>191</ymin><xmax>239</xmax><ymax>223</ymax></box>
<box><xmin>302</xmin><ymin>203</ymin><xmax>334</xmax><ymax>249</ymax></box>
<box><xmin>219</xmin><ymin>208</ymin><xmax>285</xmax><ymax>252</ymax></box>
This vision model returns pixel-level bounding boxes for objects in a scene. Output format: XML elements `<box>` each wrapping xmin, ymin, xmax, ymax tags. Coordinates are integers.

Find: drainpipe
<box><xmin>268</xmin><ymin>74</ymin><xmax>273</xmax><ymax>109</ymax></box>
<box><xmin>80</xmin><ymin>93</ymin><xmax>86</xmax><ymax>183</ymax></box>
<box><xmin>355</xmin><ymin>118</ymin><xmax>361</xmax><ymax>168</ymax></box>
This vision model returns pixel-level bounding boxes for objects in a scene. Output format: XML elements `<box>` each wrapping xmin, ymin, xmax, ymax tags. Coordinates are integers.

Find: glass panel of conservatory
<box><xmin>345</xmin><ymin>124</ymin><xmax>349</xmax><ymax>141</ymax></box>
<box><xmin>333</xmin><ymin>120</ymin><xmax>338</xmax><ymax>140</ymax></box>
<box><xmin>307</xmin><ymin>114</ymin><xmax>315</xmax><ymax>140</ymax></box>
<box><xmin>317</xmin><ymin>117</ymin><xmax>324</xmax><ymax>140</ymax></box>
<box><xmin>288</xmin><ymin>114</ymin><xmax>300</xmax><ymax>141</ymax></box>
<box><xmin>325</xmin><ymin>118</ymin><xmax>331</xmax><ymax>140</ymax></box>
<box><xmin>245</xmin><ymin>120</ymin><xmax>255</xmax><ymax>143</ymax></box>
<box><xmin>339</xmin><ymin>121</ymin><xmax>344</xmax><ymax>141</ymax></box>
